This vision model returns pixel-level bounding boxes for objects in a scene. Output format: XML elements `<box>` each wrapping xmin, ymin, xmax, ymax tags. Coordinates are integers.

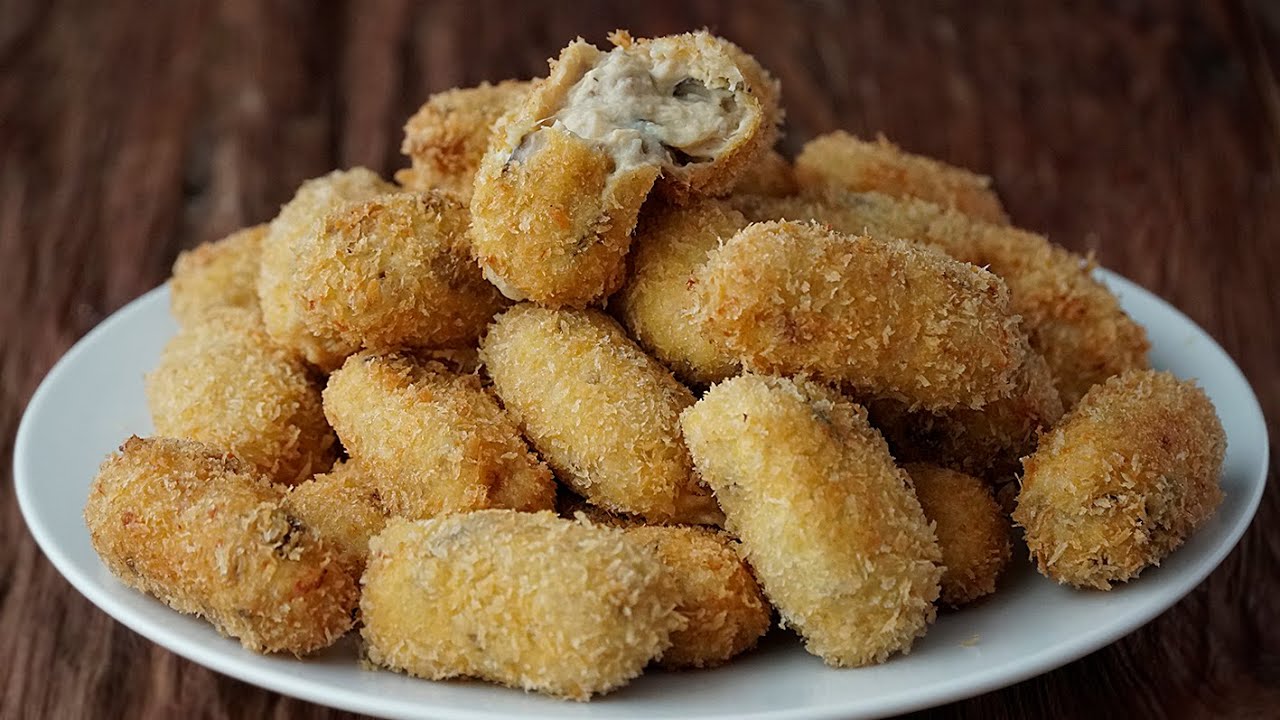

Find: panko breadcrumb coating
<box><xmin>170</xmin><ymin>224</ymin><xmax>266</xmax><ymax>325</ymax></box>
<box><xmin>730</xmin><ymin>148</ymin><xmax>798</xmax><ymax>196</ymax></box>
<box><xmin>869</xmin><ymin>349</ymin><xmax>1064</xmax><ymax>482</ymax></box>
<box><xmin>681</xmin><ymin>374</ymin><xmax>942</xmax><ymax>666</ymax></box>
<box><xmin>396</xmin><ymin>80</ymin><xmax>532</xmax><ymax>200</ymax></box>
<box><xmin>481</xmin><ymin>305</ymin><xmax>721</xmax><ymax>525</ymax></box>
<box><xmin>469</xmin><ymin>31</ymin><xmax>778</xmax><ymax>307</ymax></box>
<box><xmin>795</xmin><ymin>132</ymin><xmax>1007</xmax><ymax>224</ymax></box>
<box><xmin>323</xmin><ymin>351</ymin><xmax>554</xmax><ymax>518</ymax></box>
<box><xmin>294</xmin><ymin>191</ymin><xmax>507</xmax><ymax>354</ymax></box>
<box><xmin>730</xmin><ymin>189</ymin><xmax>1150</xmax><ymax>406</ymax></box>
<box><xmin>360</xmin><ymin>511</ymin><xmax>683</xmax><ymax>701</ymax></box>
<box><xmin>625</xmin><ymin>525</ymin><xmax>771</xmax><ymax>669</ymax></box>
<box><xmin>258</xmin><ymin>168</ymin><xmax>396</xmax><ymax>370</ymax></box>
<box><xmin>145</xmin><ymin>307</ymin><xmax>336</xmax><ymax>486</ymax></box>
<box><xmin>614</xmin><ymin>200</ymin><xmax>748</xmax><ymax>386</ymax></box>
<box><xmin>1014</xmin><ymin>370</ymin><xmax>1226</xmax><ymax>590</ymax></box>
<box><xmin>84</xmin><ymin>436</ymin><xmax>358</xmax><ymax>655</ymax></box>
<box><xmin>695</xmin><ymin>221</ymin><xmax>1028</xmax><ymax>410</ymax></box>
<box><xmin>904</xmin><ymin>463</ymin><xmax>1012</xmax><ymax>606</ymax></box>
<box><xmin>282</xmin><ymin>460</ymin><xmax>387</xmax><ymax>573</ymax></box>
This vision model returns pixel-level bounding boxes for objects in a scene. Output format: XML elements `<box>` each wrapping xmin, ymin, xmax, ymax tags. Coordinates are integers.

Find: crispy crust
<box><xmin>730</xmin><ymin>190</ymin><xmax>1151</xmax><ymax>406</ymax></box>
<box><xmin>170</xmin><ymin>224</ymin><xmax>266</xmax><ymax>325</ymax></box>
<box><xmin>258</xmin><ymin>168</ymin><xmax>397</xmax><ymax>370</ymax></box>
<box><xmin>904</xmin><ymin>463</ymin><xmax>1012</xmax><ymax>606</ymax></box>
<box><xmin>83</xmin><ymin>436</ymin><xmax>358</xmax><ymax>655</ymax></box>
<box><xmin>145</xmin><ymin>307</ymin><xmax>336</xmax><ymax>486</ymax></box>
<box><xmin>869</xmin><ymin>348</ymin><xmax>1064</xmax><ymax>482</ymax></box>
<box><xmin>282</xmin><ymin>459</ymin><xmax>387</xmax><ymax>574</ymax></box>
<box><xmin>294</xmin><ymin>191</ymin><xmax>507</xmax><ymax>353</ymax></box>
<box><xmin>480</xmin><ymin>305</ymin><xmax>721</xmax><ymax>524</ymax></box>
<box><xmin>680</xmin><ymin>374</ymin><xmax>941</xmax><ymax>666</ymax></box>
<box><xmin>614</xmin><ymin>200</ymin><xmax>748</xmax><ymax>386</ymax></box>
<box><xmin>470</xmin><ymin>121</ymin><xmax>658</xmax><ymax>307</ymax></box>
<box><xmin>1014</xmin><ymin>370</ymin><xmax>1225</xmax><ymax>589</ymax></box>
<box><xmin>795</xmin><ymin>132</ymin><xmax>1007</xmax><ymax>224</ymax></box>
<box><xmin>625</xmin><ymin>525</ymin><xmax>771</xmax><ymax>669</ymax></box>
<box><xmin>730</xmin><ymin>148</ymin><xmax>798</xmax><ymax>197</ymax></box>
<box><xmin>695</xmin><ymin>221</ymin><xmax>1028</xmax><ymax>410</ymax></box>
<box><xmin>322</xmin><ymin>351</ymin><xmax>555</xmax><ymax>518</ymax></box>
<box><xmin>396</xmin><ymin>80</ymin><xmax>533</xmax><ymax>200</ymax></box>
<box><xmin>360</xmin><ymin>511</ymin><xmax>682</xmax><ymax>700</ymax></box>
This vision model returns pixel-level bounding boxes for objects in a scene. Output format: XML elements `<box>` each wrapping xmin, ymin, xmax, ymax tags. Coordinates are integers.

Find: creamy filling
<box><xmin>552</xmin><ymin>50</ymin><xmax>746</xmax><ymax>170</ymax></box>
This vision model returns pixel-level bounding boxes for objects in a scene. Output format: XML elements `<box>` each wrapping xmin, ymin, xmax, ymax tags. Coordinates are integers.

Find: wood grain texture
<box><xmin>2</xmin><ymin>0</ymin><xmax>1277</xmax><ymax>717</ymax></box>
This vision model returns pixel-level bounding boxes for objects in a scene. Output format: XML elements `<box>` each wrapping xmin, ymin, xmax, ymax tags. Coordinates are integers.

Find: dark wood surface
<box><xmin>2</xmin><ymin>1</ymin><xmax>1277</xmax><ymax>717</ymax></box>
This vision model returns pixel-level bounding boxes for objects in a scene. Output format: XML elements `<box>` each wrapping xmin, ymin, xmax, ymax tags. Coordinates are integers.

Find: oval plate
<box><xmin>15</xmin><ymin>271</ymin><xmax>1268</xmax><ymax>720</ymax></box>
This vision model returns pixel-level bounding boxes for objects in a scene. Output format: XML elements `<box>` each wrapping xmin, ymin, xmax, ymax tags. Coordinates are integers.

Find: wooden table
<box><xmin>3</xmin><ymin>1</ymin><xmax>1277</xmax><ymax>717</ymax></box>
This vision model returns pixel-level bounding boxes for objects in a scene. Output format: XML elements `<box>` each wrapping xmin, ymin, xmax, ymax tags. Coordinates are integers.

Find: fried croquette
<box><xmin>84</xmin><ymin>436</ymin><xmax>358</xmax><ymax>655</ymax></box>
<box><xmin>730</xmin><ymin>148</ymin><xmax>798</xmax><ymax>196</ymax></box>
<box><xmin>730</xmin><ymin>190</ymin><xmax>1150</xmax><ymax>406</ymax></box>
<box><xmin>396</xmin><ymin>80</ymin><xmax>532</xmax><ymax>200</ymax></box>
<box><xmin>1014</xmin><ymin>370</ymin><xmax>1226</xmax><ymax>590</ymax></box>
<box><xmin>904</xmin><ymin>463</ymin><xmax>1012</xmax><ymax>606</ymax></box>
<box><xmin>293</xmin><ymin>191</ymin><xmax>507</xmax><ymax>354</ymax></box>
<box><xmin>680</xmin><ymin>374</ymin><xmax>942</xmax><ymax>666</ymax></box>
<box><xmin>694</xmin><ymin>221</ymin><xmax>1028</xmax><ymax>410</ymax></box>
<box><xmin>625</xmin><ymin>525</ymin><xmax>771</xmax><ymax>669</ymax></box>
<box><xmin>145</xmin><ymin>307</ymin><xmax>336</xmax><ymax>486</ymax></box>
<box><xmin>282</xmin><ymin>460</ymin><xmax>387</xmax><ymax>572</ymax></box>
<box><xmin>614</xmin><ymin>200</ymin><xmax>749</xmax><ymax>386</ymax></box>
<box><xmin>170</xmin><ymin>224</ymin><xmax>266</xmax><ymax>325</ymax></box>
<box><xmin>469</xmin><ymin>31</ymin><xmax>778</xmax><ymax>306</ymax></box>
<box><xmin>258</xmin><ymin>168</ymin><xmax>396</xmax><ymax>370</ymax></box>
<box><xmin>360</xmin><ymin>511</ymin><xmax>683</xmax><ymax>700</ymax></box>
<box><xmin>869</xmin><ymin>349</ymin><xmax>1064</xmax><ymax>482</ymax></box>
<box><xmin>795</xmin><ymin>132</ymin><xmax>1007</xmax><ymax>224</ymax></box>
<box><xmin>323</xmin><ymin>351</ymin><xmax>554</xmax><ymax>519</ymax></box>
<box><xmin>481</xmin><ymin>305</ymin><xmax>721</xmax><ymax>525</ymax></box>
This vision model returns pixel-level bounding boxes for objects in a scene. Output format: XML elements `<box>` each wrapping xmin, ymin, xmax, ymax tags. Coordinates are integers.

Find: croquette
<box><xmin>282</xmin><ymin>460</ymin><xmax>387</xmax><ymax>572</ymax></box>
<box><xmin>396</xmin><ymin>80</ymin><xmax>532</xmax><ymax>200</ymax></box>
<box><xmin>624</xmin><ymin>525</ymin><xmax>771</xmax><ymax>669</ymax></box>
<box><xmin>730</xmin><ymin>148</ymin><xmax>798</xmax><ymax>196</ymax></box>
<box><xmin>170</xmin><ymin>224</ymin><xmax>266</xmax><ymax>325</ymax></box>
<box><xmin>360</xmin><ymin>511</ymin><xmax>683</xmax><ymax>700</ymax></box>
<box><xmin>293</xmin><ymin>191</ymin><xmax>507</xmax><ymax>354</ymax></box>
<box><xmin>613</xmin><ymin>200</ymin><xmax>749</xmax><ymax>386</ymax></box>
<box><xmin>730</xmin><ymin>189</ymin><xmax>1150</xmax><ymax>406</ymax></box>
<box><xmin>869</xmin><ymin>349</ymin><xmax>1064</xmax><ymax>481</ymax></box>
<box><xmin>795</xmin><ymin>132</ymin><xmax>1007</xmax><ymax>223</ymax></box>
<box><xmin>694</xmin><ymin>221</ymin><xmax>1028</xmax><ymax>410</ymax></box>
<box><xmin>680</xmin><ymin>374</ymin><xmax>942</xmax><ymax>666</ymax></box>
<box><xmin>469</xmin><ymin>31</ymin><xmax>778</xmax><ymax>306</ymax></box>
<box><xmin>83</xmin><ymin>436</ymin><xmax>358</xmax><ymax>655</ymax></box>
<box><xmin>1014</xmin><ymin>370</ymin><xmax>1226</xmax><ymax>589</ymax></box>
<box><xmin>323</xmin><ymin>351</ymin><xmax>555</xmax><ymax>519</ymax></box>
<box><xmin>145</xmin><ymin>307</ymin><xmax>336</xmax><ymax>486</ymax></box>
<box><xmin>481</xmin><ymin>305</ymin><xmax>721</xmax><ymax>525</ymax></box>
<box><xmin>904</xmin><ymin>463</ymin><xmax>1012</xmax><ymax>606</ymax></box>
<box><xmin>258</xmin><ymin>168</ymin><xmax>396</xmax><ymax>370</ymax></box>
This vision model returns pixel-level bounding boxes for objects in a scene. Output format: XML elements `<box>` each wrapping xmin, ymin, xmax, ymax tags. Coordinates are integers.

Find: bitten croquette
<box><xmin>84</xmin><ymin>436</ymin><xmax>358</xmax><ymax>655</ymax></box>
<box><xmin>1015</xmin><ymin>370</ymin><xmax>1226</xmax><ymax>589</ymax></box>
<box><xmin>681</xmin><ymin>374</ymin><xmax>942</xmax><ymax>666</ymax></box>
<box><xmin>360</xmin><ymin>511</ymin><xmax>683</xmax><ymax>700</ymax></box>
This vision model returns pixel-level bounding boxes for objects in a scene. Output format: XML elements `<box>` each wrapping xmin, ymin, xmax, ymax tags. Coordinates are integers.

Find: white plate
<box><xmin>15</xmin><ymin>271</ymin><xmax>1268</xmax><ymax>720</ymax></box>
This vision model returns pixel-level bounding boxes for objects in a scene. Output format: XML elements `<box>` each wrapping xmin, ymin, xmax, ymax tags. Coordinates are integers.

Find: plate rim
<box><xmin>13</xmin><ymin>272</ymin><xmax>1271</xmax><ymax>720</ymax></box>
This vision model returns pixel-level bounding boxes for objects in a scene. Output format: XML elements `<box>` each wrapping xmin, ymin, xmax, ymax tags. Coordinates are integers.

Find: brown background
<box><xmin>2</xmin><ymin>0</ymin><xmax>1278</xmax><ymax>717</ymax></box>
